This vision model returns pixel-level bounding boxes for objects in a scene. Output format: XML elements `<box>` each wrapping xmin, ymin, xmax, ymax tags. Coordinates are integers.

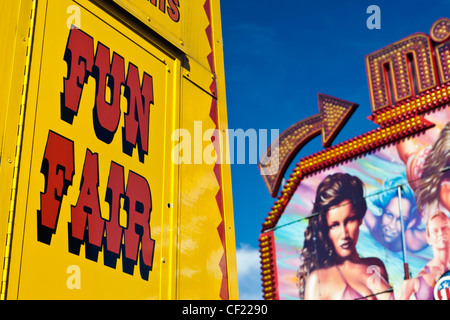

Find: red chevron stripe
<box><xmin>204</xmin><ymin>0</ymin><xmax>228</xmax><ymax>300</ymax></box>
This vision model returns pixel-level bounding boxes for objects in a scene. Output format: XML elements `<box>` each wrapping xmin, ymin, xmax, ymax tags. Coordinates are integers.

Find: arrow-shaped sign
<box><xmin>258</xmin><ymin>93</ymin><xmax>358</xmax><ymax>197</ymax></box>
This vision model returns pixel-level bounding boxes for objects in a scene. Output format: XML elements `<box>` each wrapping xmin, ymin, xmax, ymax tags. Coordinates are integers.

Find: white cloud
<box><xmin>236</xmin><ymin>244</ymin><xmax>263</xmax><ymax>300</ymax></box>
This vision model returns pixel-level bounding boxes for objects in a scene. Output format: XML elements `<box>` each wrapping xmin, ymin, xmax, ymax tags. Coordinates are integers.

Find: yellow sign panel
<box><xmin>111</xmin><ymin>0</ymin><xmax>182</xmax><ymax>48</ymax></box>
<box><xmin>10</xmin><ymin>0</ymin><xmax>178</xmax><ymax>299</ymax></box>
<box><xmin>1</xmin><ymin>0</ymin><xmax>237</xmax><ymax>300</ymax></box>
<box><xmin>109</xmin><ymin>0</ymin><xmax>213</xmax><ymax>60</ymax></box>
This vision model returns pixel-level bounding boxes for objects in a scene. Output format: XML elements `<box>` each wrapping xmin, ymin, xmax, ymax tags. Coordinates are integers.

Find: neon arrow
<box><xmin>258</xmin><ymin>93</ymin><xmax>358</xmax><ymax>197</ymax></box>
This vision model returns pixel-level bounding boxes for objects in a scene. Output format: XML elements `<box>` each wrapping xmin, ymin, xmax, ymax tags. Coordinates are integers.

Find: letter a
<box><xmin>66</xmin><ymin>5</ymin><xmax>81</xmax><ymax>29</ymax></box>
<box><xmin>366</xmin><ymin>5</ymin><xmax>381</xmax><ymax>30</ymax></box>
<box><xmin>66</xmin><ymin>265</ymin><xmax>81</xmax><ymax>289</ymax></box>
<box><xmin>71</xmin><ymin>149</ymin><xmax>104</xmax><ymax>248</ymax></box>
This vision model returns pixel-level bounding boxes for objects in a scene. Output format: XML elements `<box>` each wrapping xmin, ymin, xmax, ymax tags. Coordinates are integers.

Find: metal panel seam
<box><xmin>0</xmin><ymin>0</ymin><xmax>37</xmax><ymax>300</ymax></box>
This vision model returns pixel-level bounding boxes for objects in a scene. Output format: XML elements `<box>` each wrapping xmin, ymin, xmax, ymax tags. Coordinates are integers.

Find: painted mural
<box><xmin>274</xmin><ymin>108</ymin><xmax>450</xmax><ymax>300</ymax></box>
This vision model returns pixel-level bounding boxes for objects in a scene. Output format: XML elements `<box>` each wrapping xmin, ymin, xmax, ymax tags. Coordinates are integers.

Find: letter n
<box><xmin>123</xmin><ymin>63</ymin><xmax>153</xmax><ymax>162</ymax></box>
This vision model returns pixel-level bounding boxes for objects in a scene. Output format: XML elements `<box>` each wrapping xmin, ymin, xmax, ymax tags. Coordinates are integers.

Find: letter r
<box><xmin>124</xmin><ymin>171</ymin><xmax>155</xmax><ymax>268</ymax></box>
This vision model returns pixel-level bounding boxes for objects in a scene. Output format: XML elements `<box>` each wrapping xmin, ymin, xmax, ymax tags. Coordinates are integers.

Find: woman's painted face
<box><xmin>326</xmin><ymin>200</ymin><xmax>362</xmax><ymax>258</ymax></box>
<box><xmin>381</xmin><ymin>197</ymin><xmax>411</xmax><ymax>244</ymax></box>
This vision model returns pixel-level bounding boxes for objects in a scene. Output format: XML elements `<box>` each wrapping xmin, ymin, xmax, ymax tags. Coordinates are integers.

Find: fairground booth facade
<box><xmin>258</xmin><ymin>18</ymin><xmax>450</xmax><ymax>300</ymax></box>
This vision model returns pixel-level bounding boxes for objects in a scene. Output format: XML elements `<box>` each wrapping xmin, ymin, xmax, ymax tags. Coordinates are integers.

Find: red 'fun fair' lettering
<box><xmin>123</xmin><ymin>64</ymin><xmax>153</xmax><ymax>160</ymax></box>
<box><xmin>93</xmin><ymin>42</ymin><xmax>125</xmax><ymax>143</ymax></box>
<box><xmin>124</xmin><ymin>171</ymin><xmax>155</xmax><ymax>268</ymax></box>
<box><xmin>61</xmin><ymin>28</ymin><xmax>94</xmax><ymax>124</ymax></box>
<box><xmin>36</xmin><ymin>28</ymin><xmax>156</xmax><ymax>280</ymax></box>
<box><xmin>38</xmin><ymin>131</ymin><xmax>74</xmax><ymax>244</ymax></box>
<box><xmin>61</xmin><ymin>27</ymin><xmax>154</xmax><ymax>163</ymax></box>
<box><xmin>71</xmin><ymin>149</ymin><xmax>104</xmax><ymax>248</ymax></box>
<box><xmin>37</xmin><ymin>134</ymin><xmax>155</xmax><ymax>278</ymax></box>
<box><xmin>105</xmin><ymin>162</ymin><xmax>125</xmax><ymax>256</ymax></box>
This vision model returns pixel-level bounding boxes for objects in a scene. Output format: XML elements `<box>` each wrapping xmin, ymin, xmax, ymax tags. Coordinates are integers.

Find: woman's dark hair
<box><xmin>297</xmin><ymin>173</ymin><xmax>366</xmax><ymax>299</ymax></box>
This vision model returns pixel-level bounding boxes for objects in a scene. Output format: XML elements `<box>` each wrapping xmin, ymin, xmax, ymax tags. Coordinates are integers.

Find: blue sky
<box><xmin>220</xmin><ymin>1</ymin><xmax>450</xmax><ymax>300</ymax></box>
